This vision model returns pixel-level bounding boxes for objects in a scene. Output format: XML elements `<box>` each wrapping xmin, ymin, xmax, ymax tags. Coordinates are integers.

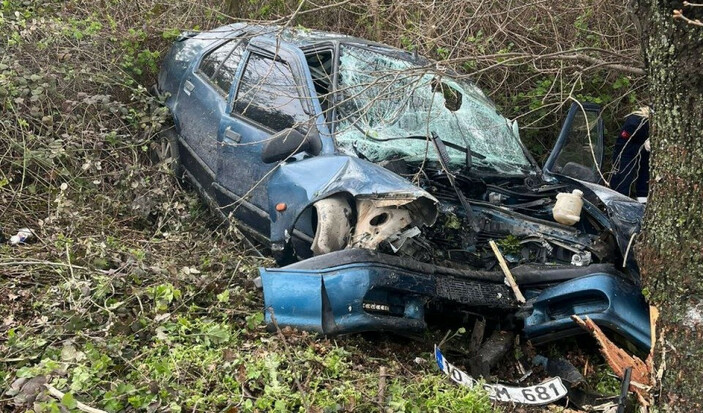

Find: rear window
<box><xmin>198</xmin><ymin>40</ymin><xmax>245</xmax><ymax>94</ymax></box>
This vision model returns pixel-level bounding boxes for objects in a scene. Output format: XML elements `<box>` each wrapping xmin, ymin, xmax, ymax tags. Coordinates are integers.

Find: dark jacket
<box><xmin>614</xmin><ymin>114</ymin><xmax>649</xmax><ymax>155</ymax></box>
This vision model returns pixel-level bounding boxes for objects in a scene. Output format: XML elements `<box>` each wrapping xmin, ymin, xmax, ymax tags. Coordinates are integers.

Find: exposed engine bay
<box><xmin>309</xmin><ymin>159</ymin><xmax>621</xmax><ymax>277</ymax></box>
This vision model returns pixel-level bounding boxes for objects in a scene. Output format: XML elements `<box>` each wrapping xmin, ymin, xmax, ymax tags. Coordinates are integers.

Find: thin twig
<box><xmin>623</xmin><ymin>232</ymin><xmax>638</xmax><ymax>267</ymax></box>
<box><xmin>0</xmin><ymin>260</ymin><xmax>110</xmax><ymax>274</ymax></box>
<box><xmin>44</xmin><ymin>384</ymin><xmax>108</xmax><ymax>413</ymax></box>
<box><xmin>673</xmin><ymin>9</ymin><xmax>703</xmax><ymax>26</ymax></box>
<box><xmin>377</xmin><ymin>366</ymin><xmax>387</xmax><ymax>407</ymax></box>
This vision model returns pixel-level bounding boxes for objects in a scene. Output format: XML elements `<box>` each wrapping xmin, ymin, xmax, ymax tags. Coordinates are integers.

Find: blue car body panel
<box><xmin>263</xmin><ymin>257</ymin><xmax>651</xmax><ymax>350</ymax></box>
<box><xmin>260</xmin><ymin>264</ymin><xmax>430</xmax><ymax>334</ymax></box>
<box><xmin>266</xmin><ymin>155</ymin><xmax>437</xmax><ymax>246</ymax></box>
<box><xmin>260</xmin><ymin>249</ymin><xmax>518</xmax><ymax>335</ymax></box>
<box><xmin>523</xmin><ymin>273</ymin><xmax>650</xmax><ymax>350</ymax></box>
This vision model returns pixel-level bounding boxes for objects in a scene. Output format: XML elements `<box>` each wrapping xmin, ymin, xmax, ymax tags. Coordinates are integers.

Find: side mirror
<box><xmin>261</xmin><ymin>127</ymin><xmax>322</xmax><ymax>164</ymax></box>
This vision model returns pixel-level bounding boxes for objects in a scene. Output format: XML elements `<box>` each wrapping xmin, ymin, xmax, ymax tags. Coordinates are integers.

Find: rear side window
<box><xmin>198</xmin><ymin>40</ymin><xmax>245</xmax><ymax>94</ymax></box>
<box><xmin>232</xmin><ymin>53</ymin><xmax>309</xmax><ymax>132</ymax></box>
<box><xmin>212</xmin><ymin>43</ymin><xmax>245</xmax><ymax>93</ymax></box>
<box><xmin>199</xmin><ymin>40</ymin><xmax>236</xmax><ymax>79</ymax></box>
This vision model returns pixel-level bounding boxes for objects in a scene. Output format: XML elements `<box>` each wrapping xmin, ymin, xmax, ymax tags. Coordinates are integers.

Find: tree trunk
<box><xmin>635</xmin><ymin>0</ymin><xmax>703</xmax><ymax>408</ymax></box>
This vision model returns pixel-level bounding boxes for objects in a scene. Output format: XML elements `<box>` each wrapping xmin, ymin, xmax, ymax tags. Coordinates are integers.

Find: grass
<box><xmin>0</xmin><ymin>1</ymin><xmax>496</xmax><ymax>411</ymax></box>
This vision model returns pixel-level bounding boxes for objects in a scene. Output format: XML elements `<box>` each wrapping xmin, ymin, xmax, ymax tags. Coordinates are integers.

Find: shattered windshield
<box><xmin>335</xmin><ymin>44</ymin><xmax>533</xmax><ymax>174</ymax></box>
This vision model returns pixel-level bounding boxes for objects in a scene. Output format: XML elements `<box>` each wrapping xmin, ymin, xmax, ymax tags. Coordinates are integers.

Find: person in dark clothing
<box><xmin>610</xmin><ymin>106</ymin><xmax>651</xmax><ymax>202</ymax></box>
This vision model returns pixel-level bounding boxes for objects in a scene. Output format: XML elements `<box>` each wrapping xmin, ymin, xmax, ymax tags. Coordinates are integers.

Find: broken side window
<box><xmin>335</xmin><ymin>45</ymin><xmax>532</xmax><ymax>175</ymax></box>
<box><xmin>552</xmin><ymin>110</ymin><xmax>602</xmax><ymax>179</ymax></box>
<box><xmin>305</xmin><ymin>50</ymin><xmax>334</xmax><ymax>123</ymax></box>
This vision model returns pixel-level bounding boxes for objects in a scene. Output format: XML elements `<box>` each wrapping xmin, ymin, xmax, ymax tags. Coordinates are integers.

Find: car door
<box><xmin>214</xmin><ymin>40</ymin><xmax>318</xmax><ymax>238</ymax></box>
<box><xmin>543</xmin><ymin>102</ymin><xmax>604</xmax><ymax>183</ymax></box>
<box><xmin>172</xmin><ymin>37</ymin><xmax>243</xmax><ymax>188</ymax></box>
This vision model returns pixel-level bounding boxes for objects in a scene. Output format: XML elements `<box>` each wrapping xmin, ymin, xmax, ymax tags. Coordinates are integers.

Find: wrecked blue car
<box><xmin>155</xmin><ymin>24</ymin><xmax>650</xmax><ymax>352</ymax></box>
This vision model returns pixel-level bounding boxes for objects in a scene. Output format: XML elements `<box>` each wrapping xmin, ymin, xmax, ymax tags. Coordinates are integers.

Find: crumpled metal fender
<box><xmin>266</xmin><ymin>155</ymin><xmax>438</xmax><ymax>247</ymax></box>
<box><xmin>578</xmin><ymin>181</ymin><xmax>644</xmax><ymax>251</ymax></box>
<box><xmin>567</xmin><ymin>179</ymin><xmax>645</xmax><ymax>278</ymax></box>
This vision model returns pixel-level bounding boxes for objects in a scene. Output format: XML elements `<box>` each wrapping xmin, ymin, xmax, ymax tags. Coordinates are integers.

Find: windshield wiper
<box><xmin>361</xmin><ymin>134</ymin><xmax>486</xmax><ymax>174</ymax></box>
<box><xmin>365</xmin><ymin>134</ymin><xmax>485</xmax><ymax>159</ymax></box>
<box><xmin>429</xmin><ymin>132</ymin><xmax>480</xmax><ymax>232</ymax></box>
<box><xmin>342</xmin><ymin>119</ymin><xmax>480</xmax><ymax>228</ymax></box>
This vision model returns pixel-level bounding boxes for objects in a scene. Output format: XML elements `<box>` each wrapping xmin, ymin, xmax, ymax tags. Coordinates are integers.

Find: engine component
<box><xmin>571</xmin><ymin>251</ymin><xmax>592</xmax><ymax>267</ymax></box>
<box><xmin>387</xmin><ymin>226</ymin><xmax>422</xmax><ymax>253</ymax></box>
<box><xmin>488</xmin><ymin>192</ymin><xmax>508</xmax><ymax>204</ymax></box>
<box><xmin>352</xmin><ymin>199</ymin><xmax>412</xmax><ymax>249</ymax></box>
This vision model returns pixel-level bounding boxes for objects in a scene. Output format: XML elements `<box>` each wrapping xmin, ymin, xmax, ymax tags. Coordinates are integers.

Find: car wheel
<box><xmin>151</xmin><ymin>127</ymin><xmax>182</xmax><ymax>178</ymax></box>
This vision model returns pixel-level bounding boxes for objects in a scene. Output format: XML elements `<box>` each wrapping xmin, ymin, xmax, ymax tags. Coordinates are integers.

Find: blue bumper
<box><xmin>261</xmin><ymin>263</ymin><xmax>430</xmax><ymax>334</ymax></box>
<box><xmin>260</xmin><ymin>252</ymin><xmax>515</xmax><ymax>335</ymax></box>
<box><xmin>261</xmin><ymin>252</ymin><xmax>650</xmax><ymax>351</ymax></box>
<box><xmin>523</xmin><ymin>273</ymin><xmax>651</xmax><ymax>351</ymax></box>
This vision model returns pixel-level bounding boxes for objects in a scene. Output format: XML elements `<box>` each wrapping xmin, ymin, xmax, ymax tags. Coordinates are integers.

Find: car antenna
<box><xmin>429</xmin><ymin>132</ymin><xmax>480</xmax><ymax>232</ymax></box>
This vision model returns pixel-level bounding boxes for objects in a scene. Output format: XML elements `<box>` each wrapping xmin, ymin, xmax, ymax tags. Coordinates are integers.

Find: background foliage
<box><xmin>1</xmin><ymin>0</ymin><xmax>643</xmax><ymax>411</ymax></box>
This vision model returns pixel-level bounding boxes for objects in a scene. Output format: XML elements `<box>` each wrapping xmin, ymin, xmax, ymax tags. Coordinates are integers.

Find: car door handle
<box><xmin>183</xmin><ymin>80</ymin><xmax>195</xmax><ymax>95</ymax></box>
<box><xmin>223</xmin><ymin>126</ymin><xmax>241</xmax><ymax>145</ymax></box>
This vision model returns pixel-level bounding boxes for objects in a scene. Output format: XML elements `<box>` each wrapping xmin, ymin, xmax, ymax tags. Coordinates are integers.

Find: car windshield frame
<box><xmin>330</xmin><ymin>43</ymin><xmax>536</xmax><ymax>175</ymax></box>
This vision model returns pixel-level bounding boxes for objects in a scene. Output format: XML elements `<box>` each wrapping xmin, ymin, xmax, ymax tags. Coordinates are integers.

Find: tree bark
<box><xmin>634</xmin><ymin>0</ymin><xmax>703</xmax><ymax>409</ymax></box>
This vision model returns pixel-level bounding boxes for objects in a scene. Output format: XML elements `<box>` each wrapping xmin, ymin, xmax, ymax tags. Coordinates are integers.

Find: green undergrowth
<box><xmin>2</xmin><ymin>264</ymin><xmax>494</xmax><ymax>412</ymax></box>
<box><xmin>0</xmin><ymin>1</ymin><xmax>494</xmax><ymax>411</ymax></box>
<box><xmin>0</xmin><ymin>0</ymin><xmax>635</xmax><ymax>411</ymax></box>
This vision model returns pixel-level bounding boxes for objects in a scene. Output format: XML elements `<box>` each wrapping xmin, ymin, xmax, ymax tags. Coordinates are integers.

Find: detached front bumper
<box><xmin>523</xmin><ymin>273</ymin><xmax>651</xmax><ymax>351</ymax></box>
<box><xmin>260</xmin><ymin>249</ymin><xmax>651</xmax><ymax>352</ymax></box>
<box><xmin>261</xmin><ymin>263</ymin><xmax>430</xmax><ymax>334</ymax></box>
<box><xmin>260</xmin><ymin>249</ymin><xmax>515</xmax><ymax>335</ymax></box>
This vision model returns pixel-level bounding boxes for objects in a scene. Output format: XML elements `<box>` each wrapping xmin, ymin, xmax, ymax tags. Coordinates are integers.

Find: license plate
<box><xmin>434</xmin><ymin>345</ymin><xmax>568</xmax><ymax>405</ymax></box>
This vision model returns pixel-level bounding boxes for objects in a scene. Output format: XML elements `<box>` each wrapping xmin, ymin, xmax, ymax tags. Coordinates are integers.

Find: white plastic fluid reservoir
<box><xmin>553</xmin><ymin>189</ymin><xmax>584</xmax><ymax>226</ymax></box>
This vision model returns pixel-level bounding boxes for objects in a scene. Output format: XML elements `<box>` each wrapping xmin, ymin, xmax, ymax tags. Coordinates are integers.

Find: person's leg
<box><xmin>610</xmin><ymin>149</ymin><xmax>638</xmax><ymax>196</ymax></box>
<box><xmin>635</xmin><ymin>149</ymin><xmax>650</xmax><ymax>201</ymax></box>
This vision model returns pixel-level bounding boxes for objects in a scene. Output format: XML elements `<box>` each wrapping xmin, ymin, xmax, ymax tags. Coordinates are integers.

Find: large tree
<box><xmin>634</xmin><ymin>0</ymin><xmax>703</xmax><ymax>408</ymax></box>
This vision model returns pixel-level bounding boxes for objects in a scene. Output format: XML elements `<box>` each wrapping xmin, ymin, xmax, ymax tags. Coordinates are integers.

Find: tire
<box><xmin>151</xmin><ymin>127</ymin><xmax>182</xmax><ymax>179</ymax></box>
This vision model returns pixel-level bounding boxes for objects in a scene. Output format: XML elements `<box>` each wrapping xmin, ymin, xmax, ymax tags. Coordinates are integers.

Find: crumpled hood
<box><xmin>575</xmin><ymin>180</ymin><xmax>644</xmax><ymax>233</ymax></box>
<box><xmin>266</xmin><ymin>155</ymin><xmax>438</xmax><ymax>244</ymax></box>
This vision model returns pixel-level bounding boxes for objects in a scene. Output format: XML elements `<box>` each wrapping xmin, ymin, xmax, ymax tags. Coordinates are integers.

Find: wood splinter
<box><xmin>572</xmin><ymin>315</ymin><xmax>652</xmax><ymax>406</ymax></box>
<box><xmin>44</xmin><ymin>384</ymin><xmax>107</xmax><ymax>413</ymax></box>
<box><xmin>489</xmin><ymin>240</ymin><xmax>526</xmax><ymax>303</ymax></box>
